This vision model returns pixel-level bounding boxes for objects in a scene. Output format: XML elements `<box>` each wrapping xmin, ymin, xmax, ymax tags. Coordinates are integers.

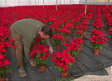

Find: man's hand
<box><xmin>29</xmin><ymin>60</ymin><xmax>35</xmax><ymax>67</ymax></box>
<box><xmin>49</xmin><ymin>46</ymin><xmax>53</xmax><ymax>54</ymax></box>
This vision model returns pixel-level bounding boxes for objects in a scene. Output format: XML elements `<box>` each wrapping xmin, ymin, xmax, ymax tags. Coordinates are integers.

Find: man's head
<box><xmin>39</xmin><ymin>25</ymin><xmax>53</xmax><ymax>39</ymax></box>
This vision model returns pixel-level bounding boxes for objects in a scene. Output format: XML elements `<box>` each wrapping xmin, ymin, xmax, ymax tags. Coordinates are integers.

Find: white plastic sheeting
<box><xmin>0</xmin><ymin>0</ymin><xmax>79</xmax><ymax>7</ymax></box>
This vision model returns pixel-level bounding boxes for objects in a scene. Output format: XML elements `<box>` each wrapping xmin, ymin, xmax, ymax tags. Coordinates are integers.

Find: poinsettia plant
<box><xmin>51</xmin><ymin>49</ymin><xmax>74</xmax><ymax>72</ymax></box>
<box><xmin>108</xmin><ymin>27</ymin><xmax>112</xmax><ymax>38</ymax></box>
<box><xmin>93</xmin><ymin>18</ymin><xmax>104</xmax><ymax>30</ymax></box>
<box><xmin>62</xmin><ymin>22</ymin><xmax>75</xmax><ymax>31</ymax></box>
<box><xmin>59</xmin><ymin>28</ymin><xmax>71</xmax><ymax>39</ymax></box>
<box><xmin>53</xmin><ymin>34</ymin><xmax>64</xmax><ymax>45</ymax></box>
<box><xmin>89</xmin><ymin>29</ymin><xmax>108</xmax><ymax>49</ymax></box>
<box><xmin>0</xmin><ymin>54</ymin><xmax>12</xmax><ymax>78</ymax></box>
<box><xmin>72</xmin><ymin>37</ymin><xmax>84</xmax><ymax>47</ymax></box>
<box><xmin>76</xmin><ymin>30</ymin><xmax>84</xmax><ymax>38</ymax></box>
<box><xmin>50</xmin><ymin>22</ymin><xmax>60</xmax><ymax>34</ymax></box>
<box><xmin>63</xmin><ymin>40</ymin><xmax>81</xmax><ymax>57</ymax></box>
<box><xmin>36</xmin><ymin>36</ymin><xmax>45</xmax><ymax>44</ymax></box>
<box><xmin>106</xmin><ymin>20</ymin><xmax>112</xmax><ymax>30</ymax></box>
<box><xmin>30</xmin><ymin>44</ymin><xmax>50</xmax><ymax>66</ymax></box>
<box><xmin>75</xmin><ymin>24</ymin><xmax>88</xmax><ymax>35</ymax></box>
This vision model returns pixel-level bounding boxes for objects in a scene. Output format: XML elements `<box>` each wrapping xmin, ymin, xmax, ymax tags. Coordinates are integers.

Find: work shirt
<box><xmin>10</xmin><ymin>19</ymin><xmax>52</xmax><ymax>60</ymax></box>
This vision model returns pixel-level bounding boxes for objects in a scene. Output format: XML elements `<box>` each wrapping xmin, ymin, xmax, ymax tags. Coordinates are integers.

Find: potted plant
<box><xmin>89</xmin><ymin>29</ymin><xmax>108</xmax><ymax>55</ymax></box>
<box><xmin>75</xmin><ymin>24</ymin><xmax>88</xmax><ymax>35</ymax></box>
<box><xmin>30</xmin><ymin>44</ymin><xmax>50</xmax><ymax>72</ymax></box>
<box><xmin>62</xmin><ymin>22</ymin><xmax>75</xmax><ymax>32</ymax></box>
<box><xmin>53</xmin><ymin>34</ymin><xmax>64</xmax><ymax>50</ymax></box>
<box><xmin>0</xmin><ymin>54</ymin><xmax>12</xmax><ymax>81</ymax></box>
<box><xmin>50</xmin><ymin>24</ymin><xmax>59</xmax><ymax>34</ymax></box>
<box><xmin>51</xmin><ymin>49</ymin><xmax>74</xmax><ymax>78</ymax></box>
<box><xmin>108</xmin><ymin>27</ymin><xmax>112</xmax><ymax>41</ymax></box>
<box><xmin>72</xmin><ymin>37</ymin><xmax>84</xmax><ymax>47</ymax></box>
<box><xmin>76</xmin><ymin>30</ymin><xmax>84</xmax><ymax>38</ymax></box>
<box><xmin>59</xmin><ymin>28</ymin><xmax>71</xmax><ymax>42</ymax></box>
<box><xmin>93</xmin><ymin>18</ymin><xmax>104</xmax><ymax>30</ymax></box>
<box><xmin>63</xmin><ymin>40</ymin><xmax>81</xmax><ymax>63</ymax></box>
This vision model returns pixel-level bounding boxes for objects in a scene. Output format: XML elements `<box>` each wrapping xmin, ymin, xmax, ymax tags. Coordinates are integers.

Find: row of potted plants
<box><xmin>89</xmin><ymin>7</ymin><xmax>108</xmax><ymax>55</ymax></box>
<box><xmin>101</xmin><ymin>6</ymin><xmax>112</xmax><ymax>41</ymax></box>
<box><xmin>0</xmin><ymin>27</ymin><xmax>12</xmax><ymax>80</ymax></box>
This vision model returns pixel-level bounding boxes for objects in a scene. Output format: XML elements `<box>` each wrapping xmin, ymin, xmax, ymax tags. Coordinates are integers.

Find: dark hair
<box><xmin>41</xmin><ymin>25</ymin><xmax>53</xmax><ymax>37</ymax></box>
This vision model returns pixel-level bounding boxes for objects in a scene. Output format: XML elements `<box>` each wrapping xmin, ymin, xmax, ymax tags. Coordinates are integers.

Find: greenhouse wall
<box><xmin>0</xmin><ymin>0</ymin><xmax>79</xmax><ymax>7</ymax></box>
<box><xmin>80</xmin><ymin>0</ymin><xmax>112</xmax><ymax>5</ymax></box>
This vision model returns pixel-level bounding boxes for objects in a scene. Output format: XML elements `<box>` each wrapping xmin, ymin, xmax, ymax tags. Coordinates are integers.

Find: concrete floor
<box><xmin>74</xmin><ymin>66</ymin><xmax>112</xmax><ymax>81</ymax></box>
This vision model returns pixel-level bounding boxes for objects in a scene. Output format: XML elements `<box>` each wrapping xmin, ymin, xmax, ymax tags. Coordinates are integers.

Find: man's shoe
<box><xmin>18</xmin><ymin>66</ymin><xmax>27</xmax><ymax>77</ymax></box>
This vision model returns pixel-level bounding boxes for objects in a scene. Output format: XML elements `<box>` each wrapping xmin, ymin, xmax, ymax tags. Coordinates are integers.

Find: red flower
<box><xmin>61</xmin><ymin>56</ymin><xmax>66</xmax><ymax>61</ymax></box>
<box><xmin>11</xmin><ymin>46</ymin><xmax>16</xmax><ymax>49</ymax></box>
<box><xmin>42</xmin><ymin>56</ymin><xmax>46</xmax><ymax>60</ymax></box>
<box><xmin>53</xmin><ymin>34</ymin><xmax>64</xmax><ymax>41</ymax></box>
<box><xmin>108</xmin><ymin>27</ymin><xmax>112</xmax><ymax>34</ymax></box>
<box><xmin>1</xmin><ymin>48</ymin><xmax>7</xmax><ymax>52</ymax></box>
<box><xmin>3</xmin><ymin>60</ymin><xmax>11</xmax><ymax>65</ymax></box>
<box><xmin>52</xmin><ymin>57</ymin><xmax>57</xmax><ymax>61</ymax></box>
<box><xmin>0</xmin><ymin>54</ymin><xmax>6</xmax><ymax>59</ymax></box>
<box><xmin>63</xmin><ymin>65</ymin><xmax>67</xmax><ymax>71</ymax></box>
<box><xmin>65</xmin><ymin>58</ymin><xmax>70</xmax><ymax>64</ymax></box>
<box><xmin>43</xmin><ymin>48</ymin><xmax>48</xmax><ymax>52</ymax></box>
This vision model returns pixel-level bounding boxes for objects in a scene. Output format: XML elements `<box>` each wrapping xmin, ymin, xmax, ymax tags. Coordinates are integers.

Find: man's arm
<box><xmin>44</xmin><ymin>38</ymin><xmax>53</xmax><ymax>54</ymax></box>
<box><xmin>44</xmin><ymin>38</ymin><xmax>52</xmax><ymax>47</ymax></box>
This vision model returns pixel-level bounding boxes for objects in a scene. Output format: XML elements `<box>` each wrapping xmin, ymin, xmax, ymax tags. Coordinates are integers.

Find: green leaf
<box><xmin>69</xmin><ymin>62</ymin><xmax>72</xmax><ymax>66</ymax></box>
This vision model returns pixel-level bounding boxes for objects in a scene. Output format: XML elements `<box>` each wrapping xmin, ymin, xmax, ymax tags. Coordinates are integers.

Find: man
<box><xmin>10</xmin><ymin>19</ymin><xmax>53</xmax><ymax>77</ymax></box>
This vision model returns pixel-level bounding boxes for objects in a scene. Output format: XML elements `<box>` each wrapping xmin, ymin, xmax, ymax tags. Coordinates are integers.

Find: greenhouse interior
<box><xmin>0</xmin><ymin>0</ymin><xmax>112</xmax><ymax>81</ymax></box>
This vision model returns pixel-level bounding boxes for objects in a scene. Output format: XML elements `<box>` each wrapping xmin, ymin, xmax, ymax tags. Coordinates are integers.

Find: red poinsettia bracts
<box><xmin>93</xmin><ymin>18</ymin><xmax>104</xmax><ymax>30</ymax></box>
<box><xmin>91</xmin><ymin>29</ymin><xmax>105</xmax><ymax>36</ymax></box>
<box><xmin>62</xmin><ymin>22</ymin><xmax>75</xmax><ymax>29</ymax></box>
<box><xmin>89</xmin><ymin>29</ymin><xmax>108</xmax><ymax>49</ymax></box>
<box><xmin>52</xmin><ymin>49</ymin><xmax>74</xmax><ymax>71</ymax></box>
<box><xmin>53</xmin><ymin>34</ymin><xmax>64</xmax><ymax>41</ymax></box>
<box><xmin>108</xmin><ymin>27</ymin><xmax>112</xmax><ymax>34</ymax></box>
<box><xmin>59</xmin><ymin>28</ymin><xmax>71</xmax><ymax>34</ymax></box>
<box><xmin>81</xmin><ymin>19</ymin><xmax>89</xmax><ymax>26</ymax></box>
<box><xmin>0</xmin><ymin>54</ymin><xmax>11</xmax><ymax>67</ymax></box>
<box><xmin>76</xmin><ymin>30</ymin><xmax>84</xmax><ymax>38</ymax></box>
<box><xmin>89</xmin><ymin>35</ymin><xmax>108</xmax><ymax>44</ymax></box>
<box><xmin>30</xmin><ymin>44</ymin><xmax>49</xmax><ymax>60</ymax></box>
<box><xmin>72</xmin><ymin>37</ymin><xmax>84</xmax><ymax>44</ymax></box>
<box><xmin>63</xmin><ymin>39</ymin><xmax>81</xmax><ymax>56</ymax></box>
<box><xmin>75</xmin><ymin>24</ymin><xmax>88</xmax><ymax>32</ymax></box>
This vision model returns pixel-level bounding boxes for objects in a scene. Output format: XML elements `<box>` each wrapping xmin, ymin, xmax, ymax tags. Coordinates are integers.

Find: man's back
<box><xmin>10</xmin><ymin>19</ymin><xmax>45</xmax><ymax>41</ymax></box>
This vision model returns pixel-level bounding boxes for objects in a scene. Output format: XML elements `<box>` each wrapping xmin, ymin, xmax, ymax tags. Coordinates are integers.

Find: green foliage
<box><xmin>61</xmin><ymin>33</ymin><xmax>69</xmax><ymax>38</ymax></box>
<box><xmin>69</xmin><ymin>28</ymin><xmax>74</xmax><ymax>31</ymax></box>
<box><xmin>54</xmin><ymin>62</ymin><xmax>72</xmax><ymax>72</ymax></box>
<box><xmin>67</xmin><ymin>50</ymin><xmax>79</xmax><ymax>57</ymax></box>
<box><xmin>55</xmin><ymin>65</ymin><xmax>63</xmax><ymax>72</ymax></box>
<box><xmin>73</xmin><ymin>21</ymin><xmax>80</xmax><ymax>26</ymax></box>
<box><xmin>39</xmin><ymin>39</ymin><xmax>45</xmax><ymax>44</ymax></box>
<box><xmin>53</xmin><ymin>30</ymin><xmax>58</xmax><ymax>34</ymax></box>
<box><xmin>31</xmin><ymin>52</ymin><xmax>49</xmax><ymax>66</ymax></box>
<box><xmin>46</xmin><ymin>21</ymin><xmax>52</xmax><ymax>25</ymax></box>
<box><xmin>76</xmin><ymin>34</ymin><xmax>83</xmax><ymax>38</ymax></box>
<box><xmin>90</xmin><ymin>42</ymin><xmax>102</xmax><ymax>49</ymax></box>
<box><xmin>0</xmin><ymin>66</ymin><xmax>12</xmax><ymax>78</ymax></box>
<box><xmin>110</xmin><ymin>34</ymin><xmax>112</xmax><ymax>38</ymax></box>
<box><xmin>54</xmin><ymin>39</ymin><xmax>62</xmax><ymax>45</ymax></box>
